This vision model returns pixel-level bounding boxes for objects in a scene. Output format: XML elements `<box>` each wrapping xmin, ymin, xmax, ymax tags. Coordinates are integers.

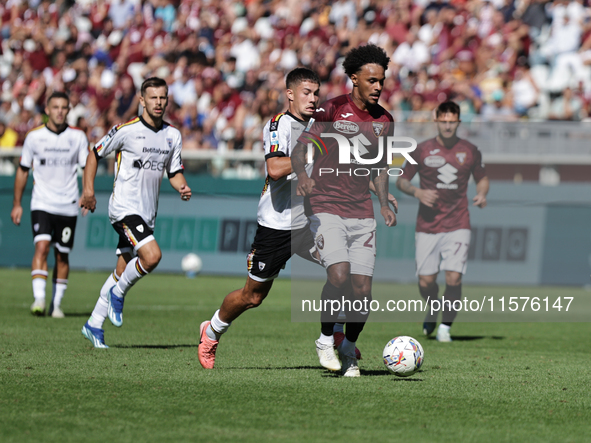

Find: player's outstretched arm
<box><xmin>170</xmin><ymin>173</ymin><xmax>192</xmax><ymax>201</ymax></box>
<box><xmin>79</xmin><ymin>152</ymin><xmax>99</xmax><ymax>213</ymax></box>
<box><xmin>373</xmin><ymin>169</ymin><xmax>396</xmax><ymax>227</ymax></box>
<box><xmin>11</xmin><ymin>166</ymin><xmax>29</xmax><ymax>226</ymax></box>
<box><xmin>473</xmin><ymin>176</ymin><xmax>489</xmax><ymax>208</ymax></box>
<box><xmin>396</xmin><ymin>177</ymin><xmax>439</xmax><ymax>208</ymax></box>
<box><xmin>291</xmin><ymin>141</ymin><xmax>315</xmax><ymax>196</ymax></box>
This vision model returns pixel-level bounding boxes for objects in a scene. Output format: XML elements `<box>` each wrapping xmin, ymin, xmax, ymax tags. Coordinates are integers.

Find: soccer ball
<box><xmin>383</xmin><ymin>336</ymin><xmax>424</xmax><ymax>377</ymax></box>
<box><xmin>181</xmin><ymin>253</ymin><xmax>202</xmax><ymax>277</ymax></box>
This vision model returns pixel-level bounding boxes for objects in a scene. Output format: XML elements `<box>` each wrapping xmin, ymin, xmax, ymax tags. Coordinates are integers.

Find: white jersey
<box><xmin>257</xmin><ymin>111</ymin><xmax>311</xmax><ymax>230</ymax></box>
<box><xmin>20</xmin><ymin>125</ymin><xmax>89</xmax><ymax>217</ymax></box>
<box><xmin>94</xmin><ymin>116</ymin><xmax>184</xmax><ymax>230</ymax></box>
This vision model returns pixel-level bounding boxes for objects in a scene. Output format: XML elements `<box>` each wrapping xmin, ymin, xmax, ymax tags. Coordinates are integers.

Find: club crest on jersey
<box><xmin>316</xmin><ymin>234</ymin><xmax>324</xmax><ymax>250</ymax></box>
<box><xmin>166</xmin><ymin>138</ymin><xmax>173</xmax><ymax>149</ymax></box>
<box><xmin>333</xmin><ymin>120</ymin><xmax>359</xmax><ymax>134</ymax></box>
<box><xmin>258</xmin><ymin>262</ymin><xmax>266</xmax><ymax>271</ymax></box>
<box><xmin>372</xmin><ymin>122</ymin><xmax>384</xmax><ymax>137</ymax></box>
<box><xmin>456</xmin><ymin>152</ymin><xmax>466</xmax><ymax>165</ymax></box>
<box><xmin>136</xmin><ymin>225</ymin><xmax>144</xmax><ymax>233</ymax></box>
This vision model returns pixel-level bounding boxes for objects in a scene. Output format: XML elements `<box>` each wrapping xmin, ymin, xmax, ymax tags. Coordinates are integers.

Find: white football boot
<box><xmin>337</xmin><ymin>343</ymin><xmax>360</xmax><ymax>377</ymax></box>
<box><xmin>436</xmin><ymin>325</ymin><xmax>453</xmax><ymax>342</ymax></box>
<box><xmin>315</xmin><ymin>340</ymin><xmax>341</xmax><ymax>372</ymax></box>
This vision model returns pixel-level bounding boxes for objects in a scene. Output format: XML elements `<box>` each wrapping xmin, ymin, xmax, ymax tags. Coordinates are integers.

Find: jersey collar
<box><xmin>139</xmin><ymin>115</ymin><xmax>164</xmax><ymax>132</ymax></box>
<box><xmin>346</xmin><ymin>93</ymin><xmax>382</xmax><ymax>118</ymax></box>
<box><xmin>45</xmin><ymin>124</ymin><xmax>68</xmax><ymax>135</ymax></box>
<box><xmin>286</xmin><ymin>111</ymin><xmax>306</xmax><ymax>124</ymax></box>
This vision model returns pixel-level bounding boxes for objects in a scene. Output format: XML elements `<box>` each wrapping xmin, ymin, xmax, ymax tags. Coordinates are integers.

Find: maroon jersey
<box><xmin>401</xmin><ymin>137</ymin><xmax>486</xmax><ymax>234</ymax></box>
<box><xmin>299</xmin><ymin>94</ymin><xmax>394</xmax><ymax>219</ymax></box>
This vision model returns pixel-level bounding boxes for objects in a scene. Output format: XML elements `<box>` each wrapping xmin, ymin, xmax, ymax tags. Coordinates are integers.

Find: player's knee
<box><xmin>419</xmin><ymin>276</ymin><xmax>437</xmax><ymax>290</ymax></box>
<box><xmin>141</xmin><ymin>250</ymin><xmax>162</xmax><ymax>271</ymax></box>
<box><xmin>353</xmin><ymin>285</ymin><xmax>371</xmax><ymax>300</ymax></box>
<box><xmin>35</xmin><ymin>242</ymin><xmax>51</xmax><ymax>258</ymax></box>
<box><xmin>242</xmin><ymin>288</ymin><xmax>267</xmax><ymax>309</ymax></box>
<box><xmin>448</xmin><ymin>277</ymin><xmax>461</xmax><ymax>287</ymax></box>
<box><xmin>247</xmin><ymin>296</ymin><xmax>264</xmax><ymax>309</ymax></box>
<box><xmin>446</xmin><ymin>273</ymin><xmax>462</xmax><ymax>286</ymax></box>
<box><xmin>327</xmin><ymin>268</ymin><xmax>349</xmax><ymax>288</ymax></box>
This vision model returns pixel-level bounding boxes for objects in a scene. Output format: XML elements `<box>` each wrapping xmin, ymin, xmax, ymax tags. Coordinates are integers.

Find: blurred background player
<box><xmin>396</xmin><ymin>101</ymin><xmax>489</xmax><ymax>342</ymax></box>
<box><xmin>11</xmin><ymin>91</ymin><xmax>89</xmax><ymax>318</ymax></box>
<box><xmin>79</xmin><ymin>77</ymin><xmax>192</xmax><ymax>348</ymax></box>
<box><xmin>293</xmin><ymin>44</ymin><xmax>397</xmax><ymax>377</ymax></box>
<box><xmin>198</xmin><ymin>68</ymin><xmax>320</xmax><ymax>369</ymax></box>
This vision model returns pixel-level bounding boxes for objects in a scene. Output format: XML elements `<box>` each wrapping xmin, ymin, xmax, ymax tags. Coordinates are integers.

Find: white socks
<box><xmin>52</xmin><ymin>279</ymin><xmax>68</xmax><ymax>309</ymax></box>
<box><xmin>32</xmin><ymin>270</ymin><xmax>48</xmax><ymax>302</ymax></box>
<box><xmin>112</xmin><ymin>257</ymin><xmax>148</xmax><ymax>298</ymax></box>
<box><xmin>207</xmin><ymin>310</ymin><xmax>230</xmax><ymax>341</ymax></box>
<box><xmin>88</xmin><ymin>271</ymin><xmax>119</xmax><ymax>329</ymax></box>
<box><xmin>100</xmin><ymin>271</ymin><xmax>118</xmax><ymax>301</ymax></box>
<box><xmin>438</xmin><ymin>324</ymin><xmax>451</xmax><ymax>333</ymax></box>
<box><xmin>317</xmin><ymin>333</ymin><xmax>334</xmax><ymax>346</ymax></box>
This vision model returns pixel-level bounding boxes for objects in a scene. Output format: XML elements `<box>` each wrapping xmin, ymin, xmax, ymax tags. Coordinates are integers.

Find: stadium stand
<box><xmin>0</xmin><ymin>0</ymin><xmax>589</xmax><ymax>181</ymax></box>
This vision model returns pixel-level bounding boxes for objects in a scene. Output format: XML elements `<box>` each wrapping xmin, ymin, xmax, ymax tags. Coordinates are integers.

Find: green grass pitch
<box><xmin>1</xmin><ymin>268</ymin><xmax>590</xmax><ymax>442</ymax></box>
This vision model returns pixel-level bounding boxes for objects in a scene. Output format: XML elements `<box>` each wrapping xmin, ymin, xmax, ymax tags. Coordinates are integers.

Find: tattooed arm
<box><xmin>373</xmin><ymin>168</ymin><xmax>396</xmax><ymax>227</ymax></box>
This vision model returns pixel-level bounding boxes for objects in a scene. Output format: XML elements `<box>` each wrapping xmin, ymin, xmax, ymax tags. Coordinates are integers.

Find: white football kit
<box><xmin>94</xmin><ymin>116</ymin><xmax>184</xmax><ymax>229</ymax></box>
<box><xmin>20</xmin><ymin>125</ymin><xmax>89</xmax><ymax>217</ymax></box>
<box><xmin>257</xmin><ymin>111</ymin><xmax>311</xmax><ymax>230</ymax></box>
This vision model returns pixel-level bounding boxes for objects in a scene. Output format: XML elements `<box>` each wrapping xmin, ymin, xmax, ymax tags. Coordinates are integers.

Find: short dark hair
<box><xmin>46</xmin><ymin>91</ymin><xmax>69</xmax><ymax>106</ymax></box>
<box><xmin>342</xmin><ymin>44</ymin><xmax>390</xmax><ymax>77</ymax></box>
<box><xmin>436</xmin><ymin>101</ymin><xmax>461</xmax><ymax>118</ymax></box>
<box><xmin>141</xmin><ymin>77</ymin><xmax>168</xmax><ymax>96</ymax></box>
<box><xmin>286</xmin><ymin>67</ymin><xmax>320</xmax><ymax>90</ymax></box>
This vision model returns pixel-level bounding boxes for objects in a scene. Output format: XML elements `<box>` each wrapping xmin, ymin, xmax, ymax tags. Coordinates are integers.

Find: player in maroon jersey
<box><xmin>293</xmin><ymin>44</ymin><xmax>397</xmax><ymax>376</ymax></box>
<box><xmin>396</xmin><ymin>101</ymin><xmax>489</xmax><ymax>342</ymax></box>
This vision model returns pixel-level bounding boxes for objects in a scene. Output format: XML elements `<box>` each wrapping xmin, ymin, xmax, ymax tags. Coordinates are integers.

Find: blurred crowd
<box><xmin>1</xmin><ymin>0</ymin><xmax>591</xmax><ymax>155</ymax></box>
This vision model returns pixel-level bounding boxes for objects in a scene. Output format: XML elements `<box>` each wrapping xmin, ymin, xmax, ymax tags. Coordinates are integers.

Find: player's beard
<box><xmin>148</xmin><ymin>107</ymin><xmax>165</xmax><ymax>124</ymax></box>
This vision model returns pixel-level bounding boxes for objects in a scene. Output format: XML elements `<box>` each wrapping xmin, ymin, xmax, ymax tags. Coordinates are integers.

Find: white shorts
<box><xmin>415</xmin><ymin>229</ymin><xmax>471</xmax><ymax>276</ymax></box>
<box><xmin>309</xmin><ymin>213</ymin><xmax>377</xmax><ymax>276</ymax></box>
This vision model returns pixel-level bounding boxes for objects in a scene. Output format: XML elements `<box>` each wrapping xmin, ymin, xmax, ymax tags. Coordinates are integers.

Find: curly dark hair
<box><xmin>342</xmin><ymin>44</ymin><xmax>390</xmax><ymax>77</ymax></box>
